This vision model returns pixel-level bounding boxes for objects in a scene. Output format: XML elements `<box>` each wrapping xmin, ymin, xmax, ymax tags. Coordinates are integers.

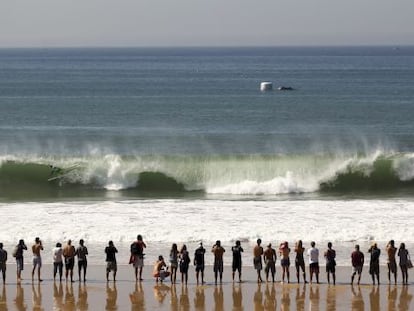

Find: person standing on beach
<box><xmin>368</xmin><ymin>242</ymin><xmax>381</xmax><ymax>285</ymax></box>
<box><xmin>398</xmin><ymin>242</ymin><xmax>409</xmax><ymax>285</ymax></box>
<box><xmin>14</xmin><ymin>239</ymin><xmax>27</xmax><ymax>283</ymax></box>
<box><xmin>294</xmin><ymin>240</ymin><xmax>307</xmax><ymax>283</ymax></box>
<box><xmin>0</xmin><ymin>243</ymin><xmax>7</xmax><ymax>284</ymax></box>
<box><xmin>53</xmin><ymin>242</ymin><xmax>64</xmax><ymax>282</ymax></box>
<box><xmin>351</xmin><ymin>244</ymin><xmax>364</xmax><ymax>285</ymax></box>
<box><xmin>31</xmin><ymin>237</ymin><xmax>43</xmax><ymax>282</ymax></box>
<box><xmin>212</xmin><ymin>240</ymin><xmax>225</xmax><ymax>285</ymax></box>
<box><xmin>279</xmin><ymin>241</ymin><xmax>291</xmax><ymax>283</ymax></box>
<box><xmin>131</xmin><ymin>235</ymin><xmax>146</xmax><ymax>281</ymax></box>
<box><xmin>63</xmin><ymin>239</ymin><xmax>76</xmax><ymax>283</ymax></box>
<box><xmin>307</xmin><ymin>241</ymin><xmax>319</xmax><ymax>284</ymax></box>
<box><xmin>231</xmin><ymin>240</ymin><xmax>244</xmax><ymax>282</ymax></box>
<box><xmin>169</xmin><ymin>243</ymin><xmax>179</xmax><ymax>284</ymax></box>
<box><xmin>253</xmin><ymin>239</ymin><xmax>264</xmax><ymax>283</ymax></box>
<box><xmin>263</xmin><ymin>243</ymin><xmax>276</xmax><ymax>283</ymax></box>
<box><xmin>179</xmin><ymin>245</ymin><xmax>191</xmax><ymax>285</ymax></box>
<box><xmin>105</xmin><ymin>240</ymin><xmax>118</xmax><ymax>282</ymax></box>
<box><xmin>76</xmin><ymin>239</ymin><xmax>88</xmax><ymax>282</ymax></box>
<box><xmin>386</xmin><ymin>240</ymin><xmax>398</xmax><ymax>284</ymax></box>
<box><xmin>324</xmin><ymin>242</ymin><xmax>336</xmax><ymax>285</ymax></box>
<box><xmin>194</xmin><ymin>242</ymin><xmax>206</xmax><ymax>285</ymax></box>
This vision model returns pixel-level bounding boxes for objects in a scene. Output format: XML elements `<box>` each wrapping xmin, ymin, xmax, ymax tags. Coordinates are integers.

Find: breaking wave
<box><xmin>1</xmin><ymin>151</ymin><xmax>414</xmax><ymax>199</ymax></box>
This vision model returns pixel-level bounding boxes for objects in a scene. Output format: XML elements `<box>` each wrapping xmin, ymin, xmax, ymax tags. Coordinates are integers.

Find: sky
<box><xmin>0</xmin><ymin>0</ymin><xmax>413</xmax><ymax>47</ymax></box>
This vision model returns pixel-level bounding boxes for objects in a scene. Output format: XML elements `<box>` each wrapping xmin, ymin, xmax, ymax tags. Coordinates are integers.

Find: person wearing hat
<box><xmin>368</xmin><ymin>242</ymin><xmax>381</xmax><ymax>285</ymax></box>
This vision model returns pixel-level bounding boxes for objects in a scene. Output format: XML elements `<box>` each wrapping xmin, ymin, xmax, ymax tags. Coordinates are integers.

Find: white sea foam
<box><xmin>1</xmin><ymin>198</ymin><xmax>413</xmax><ymax>266</ymax></box>
<box><xmin>394</xmin><ymin>153</ymin><xmax>414</xmax><ymax>181</ymax></box>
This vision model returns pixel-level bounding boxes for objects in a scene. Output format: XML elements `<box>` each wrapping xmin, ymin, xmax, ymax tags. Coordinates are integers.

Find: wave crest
<box><xmin>1</xmin><ymin>151</ymin><xmax>414</xmax><ymax>198</ymax></box>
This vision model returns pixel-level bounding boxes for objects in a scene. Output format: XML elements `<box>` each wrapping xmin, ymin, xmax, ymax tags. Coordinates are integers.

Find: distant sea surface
<box><xmin>1</xmin><ymin>47</ymin><xmax>414</xmax><ymax>265</ymax></box>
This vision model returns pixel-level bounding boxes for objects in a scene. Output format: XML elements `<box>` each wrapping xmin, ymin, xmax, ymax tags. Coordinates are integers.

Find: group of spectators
<box><xmin>152</xmin><ymin>238</ymin><xmax>411</xmax><ymax>286</ymax></box>
<box><xmin>0</xmin><ymin>236</ymin><xmax>410</xmax><ymax>286</ymax></box>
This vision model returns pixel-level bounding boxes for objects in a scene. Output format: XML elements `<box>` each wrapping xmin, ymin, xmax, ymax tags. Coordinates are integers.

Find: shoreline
<box><xmin>0</xmin><ymin>264</ymin><xmax>413</xmax><ymax>310</ymax></box>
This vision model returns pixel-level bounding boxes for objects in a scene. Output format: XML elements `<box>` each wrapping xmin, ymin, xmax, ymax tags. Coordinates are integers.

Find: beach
<box><xmin>0</xmin><ymin>264</ymin><xmax>413</xmax><ymax>310</ymax></box>
<box><xmin>1</xmin><ymin>47</ymin><xmax>414</xmax><ymax>309</ymax></box>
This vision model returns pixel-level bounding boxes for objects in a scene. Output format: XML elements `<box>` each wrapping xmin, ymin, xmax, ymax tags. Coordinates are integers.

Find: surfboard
<box><xmin>47</xmin><ymin>164</ymin><xmax>80</xmax><ymax>182</ymax></box>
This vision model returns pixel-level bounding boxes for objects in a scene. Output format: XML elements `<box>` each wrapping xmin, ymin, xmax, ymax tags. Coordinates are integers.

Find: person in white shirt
<box><xmin>53</xmin><ymin>242</ymin><xmax>63</xmax><ymax>282</ymax></box>
<box><xmin>307</xmin><ymin>241</ymin><xmax>320</xmax><ymax>284</ymax></box>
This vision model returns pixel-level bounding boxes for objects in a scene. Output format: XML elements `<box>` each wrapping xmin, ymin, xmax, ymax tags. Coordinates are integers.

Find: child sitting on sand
<box><xmin>153</xmin><ymin>255</ymin><xmax>170</xmax><ymax>283</ymax></box>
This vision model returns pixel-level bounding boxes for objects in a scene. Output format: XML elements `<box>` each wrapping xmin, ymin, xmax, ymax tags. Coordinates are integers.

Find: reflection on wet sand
<box><xmin>0</xmin><ymin>285</ymin><xmax>7</xmax><ymax>310</ymax></box>
<box><xmin>106</xmin><ymin>283</ymin><xmax>117</xmax><ymax>310</ymax></box>
<box><xmin>5</xmin><ymin>278</ymin><xmax>414</xmax><ymax>310</ymax></box>
<box><xmin>309</xmin><ymin>285</ymin><xmax>320</xmax><ymax>310</ymax></box>
<box><xmin>388</xmin><ymin>285</ymin><xmax>397</xmax><ymax>311</ymax></box>
<box><xmin>53</xmin><ymin>282</ymin><xmax>64</xmax><ymax>310</ymax></box>
<box><xmin>129</xmin><ymin>282</ymin><xmax>145</xmax><ymax>311</ymax></box>
<box><xmin>326</xmin><ymin>285</ymin><xmax>336</xmax><ymax>311</ymax></box>
<box><xmin>253</xmin><ymin>284</ymin><xmax>263</xmax><ymax>311</ymax></box>
<box><xmin>280</xmin><ymin>285</ymin><xmax>290</xmax><ymax>311</ymax></box>
<box><xmin>369</xmin><ymin>286</ymin><xmax>380</xmax><ymax>311</ymax></box>
<box><xmin>296</xmin><ymin>284</ymin><xmax>306</xmax><ymax>311</ymax></box>
<box><xmin>263</xmin><ymin>283</ymin><xmax>276</xmax><ymax>310</ymax></box>
<box><xmin>15</xmin><ymin>284</ymin><xmax>26</xmax><ymax>311</ymax></box>
<box><xmin>170</xmin><ymin>284</ymin><xmax>178</xmax><ymax>310</ymax></box>
<box><xmin>232</xmin><ymin>284</ymin><xmax>243</xmax><ymax>311</ymax></box>
<box><xmin>399</xmin><ymin>286</ymin><xmax>413</xmax><ymax>311</ymax></box>
<box><xmin>180</xmin><ymin>285</ymin><xmax>190</xmax><ymax>311</ymax></box>
<box><xmin>64</xmin><ymin>282</ymin><xmax>76</xmax><ymax>310</ymax></box>
<box><xmin>214</xmin><ymin>285</ymin><xmax>224</xmax><ymax>311</ymax></box>
<box><xmin>194</xmin><ymin>286</ymin><xmax>205</xmax><ymax>311</ymax></box>
<box><xmin>351</xmin><ymin>285</ymin><xmax>364</xmax><ymax>311</ymax></box>
<box><xmin>153</xmin><ymin>283</ymin><xmax>169</xmax><ymax>306</ymax></box>
<box><xmin>77</xmin><ymin>283</ymin><xmax>88</xmax><ymax>311</ymax></box>
<box><xmin>31</xmin><ymin>283</ymin><xmax>43</xmax><ymax>311</ymax></box>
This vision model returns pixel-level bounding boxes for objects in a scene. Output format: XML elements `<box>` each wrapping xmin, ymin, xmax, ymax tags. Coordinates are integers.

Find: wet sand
<box><xmin>0</xmin><ymin>264</ymin><xmax>413</xmax><ymax>310</ymax></box>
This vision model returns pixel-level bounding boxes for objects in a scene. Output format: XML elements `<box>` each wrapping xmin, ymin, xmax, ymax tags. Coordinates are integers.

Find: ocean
<box><xmin>1</xmin><ymin>46</ymin><xmax>414</xmax><ymax>266</ymax></box>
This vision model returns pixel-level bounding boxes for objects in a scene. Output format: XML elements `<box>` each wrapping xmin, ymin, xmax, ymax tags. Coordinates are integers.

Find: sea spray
<box><xmin>1</xmin><ymin>152</ymin><xmax>414</xmax><ymax>199</ymax></box>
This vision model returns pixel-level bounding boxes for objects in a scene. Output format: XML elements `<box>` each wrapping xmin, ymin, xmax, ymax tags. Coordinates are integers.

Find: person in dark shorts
<box><xmin>307</xmin><ymin>241</ymin><xmax>319</xmax><ymax>284</ymax></box>
<box><xmin>179</xmin><ymin>244</ymin><xmax>191</xmax><ymax>285</ymax></box>
<box><xmin>294</xmin><ymin>240</ymin><xmax>307</xmax><ymax>283</ymax></box>
<box><xmin>53</xmin><ymin>242</ymin><xmax>63</xmax><ymax>282</ymax></box>
<box><xmin>253</xmin><ymin>239</ymin><xmax>264</xmax><ymax>283</ymax></box>
<box><xmin>63</xmin><ymin>240</ymin><xmax>76</xmax><ymax>283</ymax></box>
<box><xmin>398</xmin><ymin>242</ymin><xmax>409</xmax><ymax>285</ymax></box>
<box><xmin>231</xmin><ymin>240</ymin><xmax>244</xmax><ymax>282</ymax></box>
<box><xmin>212</xmin><ymin>240</ymin><xmax>225</xmax><ymax>285</ymax></box>
<box><xmin>324</xmin><ymin>242</ymin><xmax>336</xmax><ymax>285</ymax></box>
<box><xmin>368</xmin><ymin>242</ymin><xmax>381</xmax><ymax>285</ymax></box>
<box><xmin>0</xmin><ymin>243</ymin><xmax>7</xmax><ymax>284</ymax></box>
<box><xmin>279</xmin><ymin>241</ymin><xmax>291</xmax><ymax>283</ymax></box>
<box><xmin>194</xmin><ymin>242</ymin><xmax>206</xmax><ymax>285</ymax></box>
<box><xmin>351</xmin><ymin>244</ymin><xmax>364</xmax><ymax>285</ymax></box>
<box><xmin>76</xmin><ymin>239</ymin><xmax>88</xmax><ymax>282</ymax></box>
<box><xmin>263</xmin><ymin>243</ymin><xmax>276</xmax><ymax>282</ymax></box>
<box><xmin>105</xmin><ymin>241</ymin><xmax>118</xmax><ymax>282</ymax></box>
<box><xmin>14</xmin><ymin>239</ymin><xmax>27</xmax><ymax>283</ymax></box>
